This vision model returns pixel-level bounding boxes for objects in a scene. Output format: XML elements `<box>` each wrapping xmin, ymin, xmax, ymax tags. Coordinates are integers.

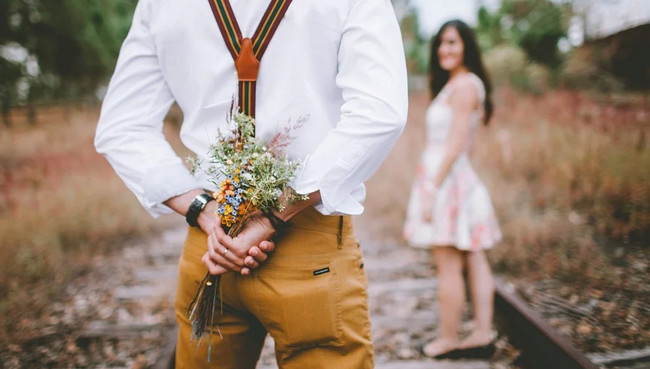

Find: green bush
<box><xmin>484</xmin><ymin>44</ymin><xmax>552</xmax><ymax>94</ymax></box>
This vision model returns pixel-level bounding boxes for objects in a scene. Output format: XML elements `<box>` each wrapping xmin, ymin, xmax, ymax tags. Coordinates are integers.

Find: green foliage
<box><xmin>474</xmin><ymin>0</ymin><xmax>571</xmax><ymax>93</ymax></box>
<box><xmin>0</xmin><ymin>58</ymin><xmax>23</xmax><ymax>125</ymax></box>
<box><xmin>500</xmin><ymin>0</ymin><xmax>570</xmax><ymax>67</ymax></box>
<box><xmin>399</xmin><ymin>8</ymin><xmax>429</xmax><ymax>75</ymax></box>
<box><xmin>476</xmin><ymin>6</ymin><xmax>504</xmax><ymax>50</ymax></box>
<box><xmin>0</xmin><ymin>0</ymin><xmax>137</xmax><ymax>109</ymax></box>
<box><xmin>476</xmin><ymin>0</ymin><xmax>571</xmax><ymax>68</ymax></box>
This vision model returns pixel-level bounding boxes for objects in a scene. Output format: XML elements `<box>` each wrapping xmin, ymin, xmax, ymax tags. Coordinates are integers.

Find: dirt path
<box><xmin>1</xmin><ymin>217</ymin><xmax>514</xmax><ymax>368</ymax></box>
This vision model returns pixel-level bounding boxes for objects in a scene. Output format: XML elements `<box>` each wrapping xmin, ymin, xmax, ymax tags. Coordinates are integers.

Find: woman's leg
<box><xmin>422</xmin><ymin>246</ymin><xmax>465</xmax><ymax>356</ymax></box>
<box><xmin>461</xmin><ymin>250</ymin><xmax>495</xmax><ymax>348</ymax></box>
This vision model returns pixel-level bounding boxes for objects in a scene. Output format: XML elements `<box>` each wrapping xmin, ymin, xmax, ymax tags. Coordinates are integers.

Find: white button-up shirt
<box><xmin>95</xmin><ymin>0</ymin><xmax>408</xmax><ymax>218</ymax></box>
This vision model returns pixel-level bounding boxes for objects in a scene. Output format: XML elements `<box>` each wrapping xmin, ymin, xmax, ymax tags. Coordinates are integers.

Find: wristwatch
<box><xmin>263</xmin><ymin>211</ymin><xmax>292</xmax><ymax>240</ymax></box>
<box><xmin>186</xmin><ymin>193</ymin><xmax>214</xmax><ymax>228</ymax></box>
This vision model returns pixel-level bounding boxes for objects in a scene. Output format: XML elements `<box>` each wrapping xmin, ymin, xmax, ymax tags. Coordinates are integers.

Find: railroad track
<box><xmin>494</xmin><ymin>280</ymin><xmax>599</xmax><ymax>369</ymax></box>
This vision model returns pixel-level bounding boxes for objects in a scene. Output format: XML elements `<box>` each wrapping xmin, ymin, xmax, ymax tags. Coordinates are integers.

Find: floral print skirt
<box><xmin>403</xmin><ymin>147</ymin><xmax>502</xmax><ymax>250</ymax></box>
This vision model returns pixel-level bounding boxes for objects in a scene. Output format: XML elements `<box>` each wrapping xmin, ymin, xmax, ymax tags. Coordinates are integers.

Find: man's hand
<box><xmin>167</xmin><ymin>189</ymin><xmax>321</xmax><ymax>276</ymax></box>
<box><xmin>197</xmin><ymin>200</ymin><xmax>222</xmax><ymax>235</ymax></box>
<box><xmin>163</xmin><ymin>190</ymin><xmax>276</xmax><ymax>275</ymax></box>
<box><xmin>203</xmin><ymin>214</ymin><xmax>276</xmax><ymax>275</ymax></box>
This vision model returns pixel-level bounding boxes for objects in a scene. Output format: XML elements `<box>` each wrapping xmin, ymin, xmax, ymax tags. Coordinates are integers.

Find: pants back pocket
<box><xmin>255</xmin><ymin>257</ymin><xmax>342</xmax><ymax>349</ymax></box>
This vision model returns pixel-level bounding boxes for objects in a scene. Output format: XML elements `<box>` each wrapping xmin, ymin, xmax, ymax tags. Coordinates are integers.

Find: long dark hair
<box><xmin>429</xmin><ymin>19</ymin><xmax>493</xmax><ymax>125</ymax></box>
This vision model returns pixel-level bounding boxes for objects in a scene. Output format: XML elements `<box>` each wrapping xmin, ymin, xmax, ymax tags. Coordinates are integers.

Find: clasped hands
<box><xmin>198</xmin><ymin>203</ymin><xmax>276</xmax><ymax>276</ymax></box>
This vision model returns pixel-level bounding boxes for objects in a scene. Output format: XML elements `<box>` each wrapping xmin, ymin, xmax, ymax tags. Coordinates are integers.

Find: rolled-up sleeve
<box><xmin>94</xmin><ymin>0</ymin><xmax>200</xmax><ymax>218</ymax></box>
<box><xmin>293</xmin><ymin>0</ymin><xmax>408</xmax><ymax>215</ymax></box>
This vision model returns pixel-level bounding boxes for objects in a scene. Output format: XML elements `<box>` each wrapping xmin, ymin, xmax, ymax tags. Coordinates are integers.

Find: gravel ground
<box><xmin>0</xmin><ymin>218</ymin><xmax>518</xmax><ymax>369</ymax></box>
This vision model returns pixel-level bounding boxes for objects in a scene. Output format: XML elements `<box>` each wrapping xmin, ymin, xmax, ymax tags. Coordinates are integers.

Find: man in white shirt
<box><xmin>95</xmin><ymin>0</ymin><xmax>407</xmax><ymax>367</ymax></box>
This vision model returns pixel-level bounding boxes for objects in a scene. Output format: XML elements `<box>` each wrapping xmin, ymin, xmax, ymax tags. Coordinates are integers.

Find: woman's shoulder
<box><xmin>449</xmin><ymin>73</ymin><xmax>485</xmax><ymax>104</ymax></box>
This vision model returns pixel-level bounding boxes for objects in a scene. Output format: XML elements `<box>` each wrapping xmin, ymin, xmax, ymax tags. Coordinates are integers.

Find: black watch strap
<box><xmin>263</xmin><ymin>211</ymin><xmax>291</xmax><ymax>239</ymax></box>
<box><xmin>186</xmin><ymin>193</ymin><xmax>214</xmax><ymax>228</ymax></box>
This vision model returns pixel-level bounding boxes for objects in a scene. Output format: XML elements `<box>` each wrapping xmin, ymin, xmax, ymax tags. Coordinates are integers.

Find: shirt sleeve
<box><xmin>293</xmin><ymin>0</ymin><xmax>408</xmax><ymax>215</ymax></box>
<box><xmin>94</xmin><ymin>0</ymin><xmax>201</xmax><ymax>218</ymax></box>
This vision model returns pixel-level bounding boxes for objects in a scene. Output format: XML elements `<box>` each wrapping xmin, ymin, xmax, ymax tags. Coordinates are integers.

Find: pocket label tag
<box><xmin>313</xmin><ymin>267</ymin><xmax>330</xmax><ymax>276</ymax></box>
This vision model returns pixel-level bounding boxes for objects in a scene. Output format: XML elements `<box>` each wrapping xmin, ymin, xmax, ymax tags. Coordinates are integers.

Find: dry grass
<box><xmin>358</xmin><ymin>87</ymin><xmax>650</xmax><ymax>285</ymax></box>
<box><xmin>0</xmin><ymin>106</ymin><xmax>187</xmax><ymax>343</ymax></box>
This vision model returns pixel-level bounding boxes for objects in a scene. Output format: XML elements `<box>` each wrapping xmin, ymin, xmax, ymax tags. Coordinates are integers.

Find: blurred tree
<box><xmin>476</xmin><ymin>0</ymin><xmax>571</xmax><ymax>68</ymax></box>
<box><xmin>476</xmin><ymin>6</ymin><xmax>504</xmax><ymax>50</ymax></box>
<box><xmin>400</xmin><ymin>9</ymin><xmax>429</xmax><ymax>75</ymax></box>
<box><xmin>0</xmin><ymin>58</ymin><xmax>23</xmax><ymax>126</ymax></box>
<box><xmin>0</xmin><ymin>0</ymin><xmax>136</xmax><ymax>113</ymax></box>
<box><xmin>499</xmin><ymin>0</ymin><xmax>571</xmax><ymax>67</ymax></box>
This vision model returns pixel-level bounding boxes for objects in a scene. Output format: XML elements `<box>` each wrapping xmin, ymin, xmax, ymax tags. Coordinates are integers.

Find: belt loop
<box><xmin>337</xmin><ymin>216</ymin><xmax>343</xmax><ymax>248</ymax></box>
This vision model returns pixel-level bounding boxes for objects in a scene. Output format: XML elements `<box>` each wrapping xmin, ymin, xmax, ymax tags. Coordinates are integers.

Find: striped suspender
<box><xmin>208</xmin><ymin>0</ymin><xmax>292</xmax><ymax>118</ymax></box>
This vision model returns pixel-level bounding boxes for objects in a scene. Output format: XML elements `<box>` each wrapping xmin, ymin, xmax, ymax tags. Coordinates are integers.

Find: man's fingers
<box><xmin>240</xmin><ymin>267</ymin><xmax>251</xmax><ymax>276</ymax></box>
<box><xmin>211</xmin><ymin>252</ymin><xmax>242</xmax><ymax>271</ymax></box>
<box><xmin>211</xmin><ymin>226</ymin><xmax>244</xmax><ymax>257</ymax></box>
<box><xmin>248</xmin><ymin>246</ymin><xmax>267</xmax><ymax>263</ymax></box>
<box><xmin>244</xmin><ymin>255</ymin><xmax>260</xmax><ymax>269</ymax></box>
<box><xmin>206</xmin><ymin>241</ymin><xmax>242</xmax><ymax>272</ymax></box>
<box><xmin>222</xmin><ymin>247</ymin><xmax>245</xmax><ymax>267</ymax></box>
<box><xmin>259</xmin><ymin>240</ymin><xmax>275</xmax><ymax>253</ymax></box>
<box><xmin>216</xmin><ymin>231</ymin><xmax>237</xmax><ymax>250</ymax></box>
<box><xmin>202</xmin><ymin>253</ymin><xmax>229</xmax><ymax>275</ymax></box>
<box><xmin>217</xmin><ymin>233</ymin><xmax>251</xmax><ymax>259</ymax></box>
<box><xmin>208</xmin><ymin>233</ymin><xmax>245</xmax><ymax>267</ymax></box>
<box><xmin>212</xmin><ymin>224</ymin><xmax>226</xmax><ymax>237</ymax></box>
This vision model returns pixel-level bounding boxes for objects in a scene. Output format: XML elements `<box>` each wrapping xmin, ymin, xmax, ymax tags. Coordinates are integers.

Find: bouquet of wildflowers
<box><xmin>187</xmin><ymin>107</ymin><xmax>306</xmax><ymax>357</ymax></box>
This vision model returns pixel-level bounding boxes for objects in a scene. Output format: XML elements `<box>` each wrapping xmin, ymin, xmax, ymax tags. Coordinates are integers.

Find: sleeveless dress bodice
<box><xmin>403</xmin><ymin>73</ymin><xmax>501</xmax><ymax>250</ymax></box>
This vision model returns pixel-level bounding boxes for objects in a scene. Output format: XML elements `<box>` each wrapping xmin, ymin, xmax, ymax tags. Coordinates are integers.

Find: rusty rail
<box><xmin>494</xmin><ymin>279</ymin><xmax>600</xmax><ymax>369</ymax></box>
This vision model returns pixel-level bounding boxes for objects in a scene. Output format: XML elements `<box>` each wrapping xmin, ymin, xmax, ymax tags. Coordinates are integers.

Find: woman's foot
<box><xmin>458</xmin><ymin>330</ymin><xmax>493</xmax><ymax>349</ymax></box>
<box><xmin>420</xmin><ymin>338</ymin><xmax>459</xmax><ymax>358</ymax></box>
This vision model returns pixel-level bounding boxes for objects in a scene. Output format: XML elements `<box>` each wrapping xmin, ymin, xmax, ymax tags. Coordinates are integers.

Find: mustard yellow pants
<box><xmin>174</xmin><ymin>208</ymin><xmax>373</xmax><ymax>369</ymax></box>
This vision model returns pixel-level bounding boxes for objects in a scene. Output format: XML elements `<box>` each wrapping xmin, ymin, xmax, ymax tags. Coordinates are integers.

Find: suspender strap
<box><xmin>251</xmin><ymin>0</ymin><xmax>293</xmax><ymax>60</ymax></box>
<box><xmin>208</xmin><ymin>0</ymin><xmax>292</xmax><ymax>118</ymax></box>
<box><xmin>208</xmin><ymin>0</ymin><xmax>242</xmax><ymax>60</ymax></box>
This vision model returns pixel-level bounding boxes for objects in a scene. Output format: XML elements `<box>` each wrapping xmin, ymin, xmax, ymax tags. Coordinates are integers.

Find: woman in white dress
<box><xmin>403</xmin><ymin>20</ymin><xmax>502</xmax><ymax>359</ymax></box>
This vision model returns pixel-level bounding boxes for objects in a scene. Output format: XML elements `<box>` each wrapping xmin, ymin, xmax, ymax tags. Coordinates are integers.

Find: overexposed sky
<box><xmin>573</xmin><ymin>0</ymin><xmax>650</xmax><ymax>39</ymax></box>
<box><xmin>411</xmin><ymin>0</ymin><xmax>501</xmax><ymax>38</ymax></box>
